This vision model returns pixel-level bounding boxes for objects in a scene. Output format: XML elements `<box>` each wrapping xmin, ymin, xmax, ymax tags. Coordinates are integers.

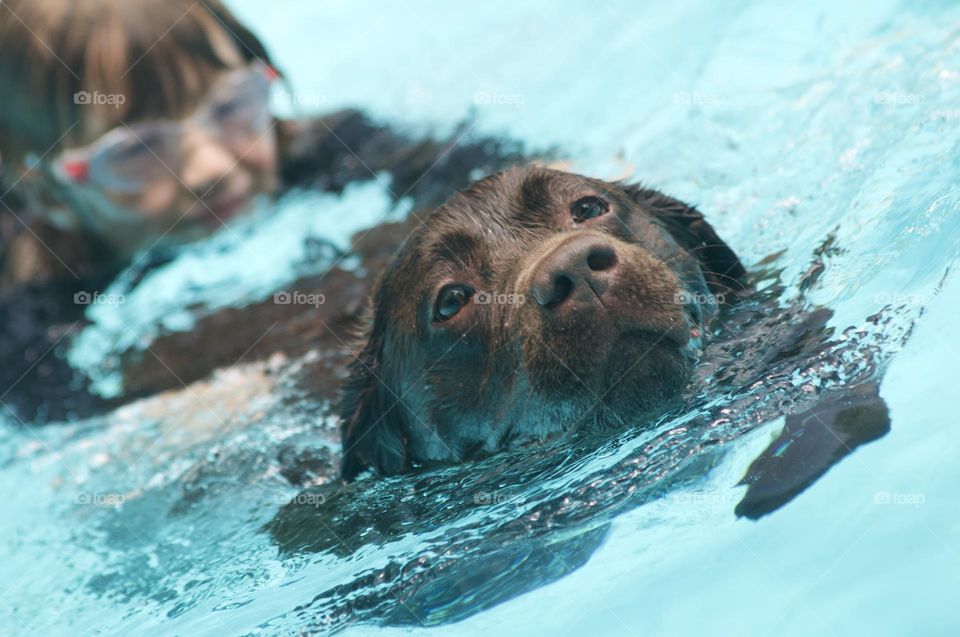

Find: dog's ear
<box><xmin>622</xmin><ymin>184</ymin><xmax>749</xmax><ymax>297</ymax></box>
<box><xmin>339</xmin><ymin>330</ymin><xmax>409</xmax><ymax>480</ymax></box>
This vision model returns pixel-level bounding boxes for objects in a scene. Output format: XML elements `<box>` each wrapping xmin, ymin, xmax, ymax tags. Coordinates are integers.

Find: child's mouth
<box><xmin>203</xmin><ymin>191</ymin><xmax>253</xmax><ymax>226</ymax></box>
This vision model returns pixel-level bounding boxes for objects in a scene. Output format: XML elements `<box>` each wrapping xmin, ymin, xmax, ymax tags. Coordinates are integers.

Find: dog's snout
<box><xmin>531</xmin><ymin>237</ymin><xmax>619</xmax><ymax>309</ymax></box>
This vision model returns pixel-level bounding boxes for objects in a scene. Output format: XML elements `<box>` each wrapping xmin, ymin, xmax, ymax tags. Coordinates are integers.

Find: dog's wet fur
<box><xmin>340</xmin><ymin>167</ymin><xmax>748</xmax><ymax>478</ymax></box>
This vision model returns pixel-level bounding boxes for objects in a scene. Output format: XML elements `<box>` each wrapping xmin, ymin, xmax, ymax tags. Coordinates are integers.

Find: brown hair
<box><xmin>0</xmin><ymin>0</ymin><xmax>274</xmax><ymax>172</ymax></box>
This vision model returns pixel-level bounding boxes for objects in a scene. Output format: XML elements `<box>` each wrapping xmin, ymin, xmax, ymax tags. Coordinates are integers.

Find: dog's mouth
<box><xmin>518</xmin><ymin>315</ymin><xmax>697</xmax><ymax>404</ymax></box>
<box><xmin>606</xmin><ymin>294</ymin><xmax>702</xmax><ymax>353</ymax></box>
<box><xmin>617</xmin><ymin>324</ymin><xmax>693</xmax><ymax>352</ymax></box>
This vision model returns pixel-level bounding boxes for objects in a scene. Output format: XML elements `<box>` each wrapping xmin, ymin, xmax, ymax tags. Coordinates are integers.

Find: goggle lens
<box><xmin>57</xmin><ymin>64</ymin><xmax>275</xmax><ymax>194</ymax></box>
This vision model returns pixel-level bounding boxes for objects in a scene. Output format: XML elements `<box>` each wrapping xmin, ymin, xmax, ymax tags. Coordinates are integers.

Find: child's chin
<box><xmin>203</xmin><ymin>192</ymin><xmax>255</xmax><ymax>226</ymax></box>
<box><xmin>172</xmin><ymin>191</ymin><xmax>258</xmax><ymax>233</ymax></box>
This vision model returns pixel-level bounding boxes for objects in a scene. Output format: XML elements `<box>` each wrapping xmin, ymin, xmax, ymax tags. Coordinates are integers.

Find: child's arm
<box><xmin>0</xmin><ymin>276</ymin><xmax>113</xmax><ymax>423</ymax></box>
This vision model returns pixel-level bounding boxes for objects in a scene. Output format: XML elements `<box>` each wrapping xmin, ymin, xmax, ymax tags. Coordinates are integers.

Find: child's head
<box><xmin>0</xmin><ymin>0</ymin><xmax>280</xmax><ymax>258</ymax></box>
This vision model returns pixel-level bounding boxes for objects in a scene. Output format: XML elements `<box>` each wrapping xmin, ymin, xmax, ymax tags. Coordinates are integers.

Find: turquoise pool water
<box><xmin>3</xmin><ymin>1</ymin><xmax>960</xmax><ymax>635</ymax></box>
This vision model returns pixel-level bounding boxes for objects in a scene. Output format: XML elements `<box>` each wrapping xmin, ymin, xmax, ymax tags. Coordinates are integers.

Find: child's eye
<box><xmin>112</xmin><ymin>136</ymin><xmax>155</xmax><ymax>161</ymax></box>
<box><xmin>213</xmin><ymin>97</ymin><xmax>244</xmax><ymax>120</ymax></box>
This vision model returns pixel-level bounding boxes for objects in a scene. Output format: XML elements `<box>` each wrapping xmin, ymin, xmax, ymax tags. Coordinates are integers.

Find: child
<box><xmin>0</xmin><ymin>0</ymin><xmax>285</xmax><ymax>284</ymax></box>
<box><xmin>0</xmin><ymin>0</ymin><xmax>522</xmax><ymax>421</ymax></box>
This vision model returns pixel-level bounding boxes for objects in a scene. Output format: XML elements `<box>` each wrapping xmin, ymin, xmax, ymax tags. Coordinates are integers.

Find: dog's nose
<box><xmin>531</xmin><ymin>236</ymin><xmax>619</xmax><ymax>309</ymax></box>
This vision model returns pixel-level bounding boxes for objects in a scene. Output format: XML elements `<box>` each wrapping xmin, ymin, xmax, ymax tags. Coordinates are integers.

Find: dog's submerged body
<box><xmin>340</xmin><ymin>167</ymin><xmax>748</xmax><ymax>478</ymax></box>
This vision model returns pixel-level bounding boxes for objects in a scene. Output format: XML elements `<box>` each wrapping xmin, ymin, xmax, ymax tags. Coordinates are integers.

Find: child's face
<box><xmin>53</xmin><ymin>63</ymin><xmax>279</xmax><ymax>257</ymax></box>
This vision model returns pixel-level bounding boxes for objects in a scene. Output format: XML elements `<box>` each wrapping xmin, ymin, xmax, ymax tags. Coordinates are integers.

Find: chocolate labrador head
<box><xmin>339</xmin><ymin>167</ymin><xmax>747</xmax><ymax>479</ymax></box>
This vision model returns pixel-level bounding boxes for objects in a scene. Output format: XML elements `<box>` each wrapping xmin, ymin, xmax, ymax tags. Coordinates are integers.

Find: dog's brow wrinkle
<box><xmin>520</xmin><ymin>173</ymin><xmax>552</xmax><ymax>215</ymax></box>
<box><xmin>427</xmin><ymin>231</ymin><xmax>481</xmax><ymax>265</ymax></box>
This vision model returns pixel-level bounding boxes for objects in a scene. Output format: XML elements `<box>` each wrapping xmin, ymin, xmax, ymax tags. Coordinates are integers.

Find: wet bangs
<box><xmin>75</xmin><ymin>2</ymin><xmax>255</xmax><ymax>137</ymax></box>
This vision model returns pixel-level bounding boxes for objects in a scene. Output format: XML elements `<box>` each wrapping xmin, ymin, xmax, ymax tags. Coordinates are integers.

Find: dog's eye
<box><xmin>571</xmin><ymin>196</ymin><xmax>610</xmax><ymax>222</ymax></box>
<box><xmin>434</xmin><ymin>284</ymin><xmax>473</xmax><ymax>321</ymax></box>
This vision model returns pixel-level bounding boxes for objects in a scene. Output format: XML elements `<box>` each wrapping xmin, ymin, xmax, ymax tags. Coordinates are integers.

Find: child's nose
<box><xmin>180</xmin><ymin>126</ymin><xmax>238</xmax><ymax>197</ymax></box>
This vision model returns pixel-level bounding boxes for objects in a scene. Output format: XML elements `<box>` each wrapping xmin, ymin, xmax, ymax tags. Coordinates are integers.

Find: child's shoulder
<box><xmin>278</xmin><ymin>109</ymin><xmax>529</xmax><ymax>209</ymax></box>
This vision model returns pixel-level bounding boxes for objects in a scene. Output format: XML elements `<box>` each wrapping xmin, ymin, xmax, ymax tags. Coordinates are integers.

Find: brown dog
<box><xmin>339</xmin><ymin>167</ymin><xmax>748</xmax><ymax>478</ymax></box>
